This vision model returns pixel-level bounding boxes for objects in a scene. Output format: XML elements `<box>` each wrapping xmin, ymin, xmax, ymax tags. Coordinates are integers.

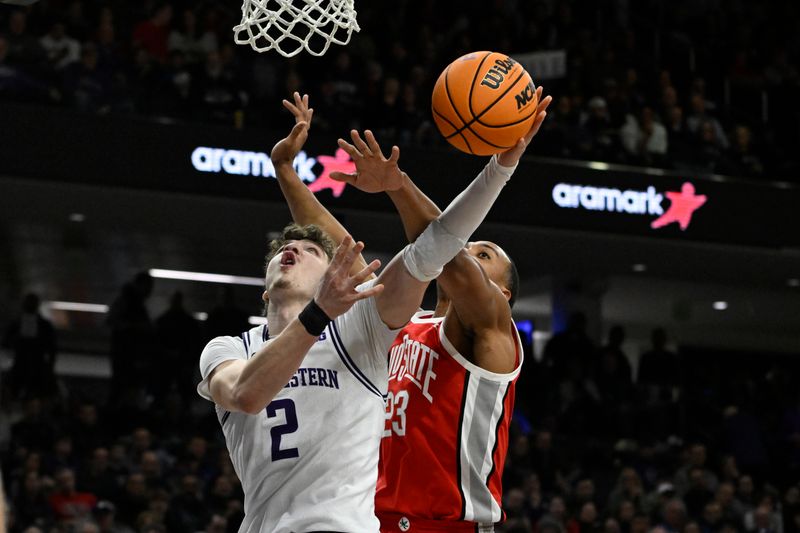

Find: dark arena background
<box><xmin>1</xmin><ymin>0</ymin><xmax>800</xmax><ymax>532</ymax></box>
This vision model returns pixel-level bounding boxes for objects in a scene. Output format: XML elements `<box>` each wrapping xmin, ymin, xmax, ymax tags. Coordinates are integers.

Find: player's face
<box><xmin>465</xmin><ymin>241</ymin><xmax>512</xmax><ymax>302</ymax></box>
<box><xmin>263</xmin><ymin>239</ymin><xmax>330</xmax><ymax>301</ymax></box>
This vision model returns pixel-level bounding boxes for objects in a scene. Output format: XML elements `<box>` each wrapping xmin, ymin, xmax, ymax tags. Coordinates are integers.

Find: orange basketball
<box><xmin>431</xmin><ymin>51</ymin><xmax>538</xmax><ymax>156</ymax></box>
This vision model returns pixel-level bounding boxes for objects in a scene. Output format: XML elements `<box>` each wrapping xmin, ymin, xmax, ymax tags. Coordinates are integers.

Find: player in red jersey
<box><xmin>273</xmin><ymin>91</ymin><xmax>551</xmax><ymax>532</ymax></box>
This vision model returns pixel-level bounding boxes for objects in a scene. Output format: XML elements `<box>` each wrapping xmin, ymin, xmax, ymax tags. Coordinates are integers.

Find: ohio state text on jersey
<box><xmin>376</xmin><ymin>311</ymin><xmax>523</xmax><ymax>526</ymax></box>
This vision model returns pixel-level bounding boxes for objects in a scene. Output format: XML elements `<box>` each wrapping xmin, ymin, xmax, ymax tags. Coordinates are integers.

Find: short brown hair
<box><xmin>265</xmin><ymin>223</ymin><xmax>336</xmax><ymax>267</ymax></box>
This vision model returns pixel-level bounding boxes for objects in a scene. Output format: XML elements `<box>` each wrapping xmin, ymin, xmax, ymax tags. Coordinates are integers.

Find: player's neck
<box><xmin>266</xmin><ymin>297</ymin><xmax>308</xmax><ymax>335</ymax></box>
<box><xmin>433</xmin><ymin>297</ymin><xmax>450</xmax><ymax>318</ymax></box>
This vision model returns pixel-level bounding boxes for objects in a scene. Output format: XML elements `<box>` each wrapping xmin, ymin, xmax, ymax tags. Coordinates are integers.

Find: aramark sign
<box><xmin>552</xmin><ymin>181</ymin><xmax>707</xmax><ymax>230</ymax></box>
<box><xmin>191</xmin><ymin>146</ymin><xmax>355</xmax><ymax>198</ymax></box>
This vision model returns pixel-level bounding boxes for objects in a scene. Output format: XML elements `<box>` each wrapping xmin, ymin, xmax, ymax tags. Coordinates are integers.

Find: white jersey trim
<box><xmin>437</xmin><ymin>317</ymin><xmax>523</xmax><ymax>383</ymax></box>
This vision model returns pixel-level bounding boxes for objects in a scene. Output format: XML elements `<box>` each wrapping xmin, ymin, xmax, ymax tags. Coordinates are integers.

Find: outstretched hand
<box><xmin>497</xmin><ymin>86</ymin><xmax>553</xmax><ymax>167</ymax></box>
<box><xmin>314</xmin><ymin>235</ymin><xmax>384</xmax><ymax>319</ymax></box>
<box><xmin>330</xmin><ymin>130</ymin><xmax>406</xmax><ymax>193</ymax></box>
<box><xmin>271</xmin><ymin>92</ymin><xmax>314</xmax><ymax>165</ymax></box>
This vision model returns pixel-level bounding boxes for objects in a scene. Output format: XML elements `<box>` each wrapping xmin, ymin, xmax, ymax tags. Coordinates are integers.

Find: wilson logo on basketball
<box><xmin>480</xmin><ymin>57</ymin><xmax>517</xmax><ymax>89</ymax></box>
<box><xmin>515</xmin><ymin>82</ymin><xmax>536</xmax><ymax>110</ymax></box>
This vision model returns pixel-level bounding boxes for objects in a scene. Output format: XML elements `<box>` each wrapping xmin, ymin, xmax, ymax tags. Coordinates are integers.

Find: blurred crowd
<box><xmin>0</xmin><ymin>0</ymin><xmax>798</xmax><ymax>180</ymax></box>
<box><xmin>2</xmin><ymin>281</ymin><xmax>800</xmax><ymax>533</ymax></box>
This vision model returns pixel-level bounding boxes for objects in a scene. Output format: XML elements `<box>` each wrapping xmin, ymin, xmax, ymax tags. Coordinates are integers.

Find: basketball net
<box><xmin>234</xmin><ymin>0</ymin><xmax>360</xmax><ymax>58</ymax></box>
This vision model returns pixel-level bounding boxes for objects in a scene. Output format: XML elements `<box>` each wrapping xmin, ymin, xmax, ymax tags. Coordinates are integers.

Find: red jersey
<box><xmin>376</xmin><ymin>311</ymin><xmax>522</xmax><ymax>532</ymax></box>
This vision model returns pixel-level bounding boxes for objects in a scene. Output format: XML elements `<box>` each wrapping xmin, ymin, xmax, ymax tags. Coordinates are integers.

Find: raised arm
<box><xmin>206</xmin><ymin>238</ymin><xmax>383</xmax><ymax>413</ymax></box>
<box><xmin>334</xmin><ymin>91</ymin><xmax>548</xmax><ymax>330</ymax></box>
<box><xmin>333</xmin><ymin>88</ymin><xmax>552</xmax><ymax>245</ymax></box>
<box><xmin>271</xmin><ymin>92</ymin><xmax>369</xmax><ymax>276</ymax></box>
<box><xmin>436</xmin><ymin>92</ymin><xmax>553</xmax><ymax>373</ymax></box>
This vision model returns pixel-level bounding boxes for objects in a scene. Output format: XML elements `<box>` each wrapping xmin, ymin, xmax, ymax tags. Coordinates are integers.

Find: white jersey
<box><xmin>198</xmin><ymin>281</ymin><xmax>398</xmax><ymax>533</ymax></box>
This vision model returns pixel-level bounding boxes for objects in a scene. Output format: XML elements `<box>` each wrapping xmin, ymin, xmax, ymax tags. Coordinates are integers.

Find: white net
<box><xmin>234</xmin><ymin>0</ymin><xmax>360</xmax><ymax>58</ymax></box>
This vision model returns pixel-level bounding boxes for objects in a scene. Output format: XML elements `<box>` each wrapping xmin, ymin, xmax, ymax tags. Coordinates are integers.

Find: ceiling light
<box><xmin>788</xmin><ymin>278</ymin><xmax>800</xmax><ymax>288</ymax></box>
<box><xmin>47</xmin><ymin>301</ymin><xmax>109</xmax><ymax>313</ymax></box>
<box><xmin>149</xmin><ymin>268</ymin><xmax>263</xmax><ymax>286</ymax></box>
<box><xmin>712</xmin><ymin>301</ymin><xmax>728</xmax><ymax>311</ymax></box>
<box><xmin>69</xmin><ymin>213</ymin><xmax>86</xmax><ymax>222</ymax></box>
<box><xmin>632</xmin><ymin>263</ymin><xmax>647</xmax><ymax>272</ymax></box>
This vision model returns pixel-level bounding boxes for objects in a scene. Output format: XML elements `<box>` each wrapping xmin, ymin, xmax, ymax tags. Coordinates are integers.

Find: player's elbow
<box><xmin>231</xmin><ymin>385</ymin><xmax>267</xmax><ymax>415</ymax></box>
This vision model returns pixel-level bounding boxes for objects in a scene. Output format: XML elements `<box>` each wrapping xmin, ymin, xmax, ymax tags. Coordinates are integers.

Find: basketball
<box><xmin>431</xmin><ymin>51</ymin><xmax>538</xmax><ymax>156</ymax></box>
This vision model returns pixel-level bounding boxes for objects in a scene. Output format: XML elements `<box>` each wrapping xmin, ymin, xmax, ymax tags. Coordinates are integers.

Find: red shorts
<box><xmin>378</xmin><ymin>512</ymin><xmax>494</xmax><ymax>533</ymax></box>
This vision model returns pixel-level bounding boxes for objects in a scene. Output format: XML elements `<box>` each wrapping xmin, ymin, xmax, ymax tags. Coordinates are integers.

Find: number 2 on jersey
<box><xmin>384</xmin><ymin>390</ymin><xmax>409</xmax><ymax>437</ymax></box>
<box><xmin>266</xmin><ymin>399</ymin><xmax>300</xmax><ymax>461</ymax></box>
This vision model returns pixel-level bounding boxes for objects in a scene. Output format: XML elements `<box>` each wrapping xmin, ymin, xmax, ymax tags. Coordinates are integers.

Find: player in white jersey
<box><xmin>199</xmin><ymin>229</ymin><xmax>396</xmax><ymax>531</ymax></box>
<box><xmin>198</xmin><ymin>92</ymin><xmax>528</xmax><ymax>532</ymax></box>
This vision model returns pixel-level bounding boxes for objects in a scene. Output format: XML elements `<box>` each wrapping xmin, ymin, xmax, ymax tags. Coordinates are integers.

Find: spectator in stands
<box><xmin>683</xmin><ymin>466</ymin><xmax>716</xmax><ymax>519</ymax></box>
<box><xmin>503</xmin><ymin>487</ymin><xmax>534</xmax><ymax>532</ymax></box>
<box><xmin>699</xmin><ymin>501</ymin><xmax>723</xmax><ymax>533</ymax></box>
<box><xmin>620</xmin><ymin>106</ymin><xmax>668</xmax><ymax>166</ymax></box>
<box><xmin>193</xmin><ymin>48</ymin><xmax>244</xmax><ymax>123</ymax></box>
<box><xmin>204</xmin><ymin>286</ymin><xmax>250</xmax><ymax>341</ymax></box>
<box><xmin>165</xmin><ymin>474</ymin><xmax>207</xmax><ymax>533</ymax></box>
<box><xmin>715</xmin><ymin>482</ymin><xmax>746</xmax><ymax>527</ymax></box>
<box><xmin>567</xmin><ymin>502</ymin><xmax>601</xmax><ymax>533</ymax></box>
<box><xmin>690</xmin><ymin>119</ymin><xmax>727</xmax><ymax>173</ymax></box>
<box><xmin>659</xmin><ymin>86</ymin><xmax>679</xmax><ymax>120</ymax></box>
<box><xmin>737</xmin><ymin>476</ymin><xmax>757</xmax><ymax>515</ymax></box>
<box><xmin>106</xmin><ymin>272</ymin><xmax>156</xmax><ymax>404</ymax></box>
<box><xmin>658</xmin><ymin>498</ymin><xmax>688</xmax><ymax>533</ymax></box>
<box><xmin>722</xmin><ymin>125</ymin><xmax>764</xmax><ymax>177</ymax></box>
<box><xmin>638</xmin><ymin>328</ymin><xmax>679</xmax><ymax>389</ymax></box>
<box><xmin>62</xmin><ymin>42</ymin><xmax>113</xmax><ymax>112</ymax></box>
<box><xmin>47</xmin><ymin>467</ymin><xmax>97</xmax><ymax>526</ymax></box>
<box><xmin>665</xmin><ymin>105</ymin><xmax>694</xmax><ymax>167</ymax></box>
<box><xmin>115</xmin><ymin>472</ymin><xmax>149</xmax><ymax>529</ymax></box>
<box><xmin>139</xmin><ymin>452</ymin><xmax>166</xmax><ymax>492</ymax></box>
<box><xmin>0</xmin><ymin>34</ymin><xmax>31</xmax><ymax>97</ymax></box>
<box><xmin>608</xmin><ymin>468</ymin><xmax>645</xmax><ymax>516</ymax></box>
<box><xmin>68</xmin><ymin>402</ymin><xmax>107</xmax><ymax>454</ymax></box>
<box><xmin>93</xmin><ymin>500</ymin><xmax>135</xmax><ymax>533</ymax></box>
<box><xmin>155</xmin><ymin>291</ymin><xmax>201</xmax><ymax>401</ymax></box>
<box><xmin>167</xmin><ymin>9</ymin><xmax>217</xmax><ymax>65</ymax></box>
<box><xmin>43</xmin><ymin>434</ymin><xmax>76</xmax><ymax>474</ymax></box>
<box><xmin>580</xmin><ymin>96</ymin><xmax>622</xmax><ymax>161</ymax></box>
<box><xmin>79</xmin><ymin>448</ymin><xmax>119</xmax><ymax>502</ymax></box>
<box><xmin>541</xmin><ymin>95</ymin><xmax>583</xmax><ymax>158</ymax></box>
<box><xmin>544</xmin><ymin>311</ymin><xmax>595</xmax><ymax>384</ymax></box>
<box><xmin>9</xmin><ymin>397</ymin><xmax>54</xmax><ymax>451</ymax></box>
<box><xmin>783</xmin><ymin>486</ymin><xmax>800</xmax><ymax>533</ymax></box>
<box><xmin>744</xmin><ymin>500</ymin><xmax>781</xmax><ymax>533</ymax></box>
<box><xmin>11</xmin><ymin>471</ymin><xmax>52</xmax><ymax>530</ymax></box>
<box><xmin>686</xmin><ymin>93</ymin><xmax>729</xmax><ymax>150</ymax></box>
<box><xmin>721</xmin><ymin>405</ymin><xmax>769</xmax><ymax>481</ymax></box>
<box><xmin>94</xmin><ymin>18</ymin><xmax>122</xmax><ymax>73</ymax></box>
<box><xmin>132</xmin><ymin>4</ymin><xmax>173</xmax><ymax>64</ymax></box>
<box><xmin>530</xmin><ymin>430</ymin><xmax>566</xmax><ymax>494</ymax></box>
<box><xmin>674</xmin><ymin>444</ymin><xmax>719</xmax><ymax>497</ymax></box>
<box><xmin>595</xmin><ymin>326</ymin><xmax>633</xmax><ymax>405</ymax></box>
<box><xmin>540</xmin><ymin>496</ymin><xmax>570</xmax><ymax>533</ymax></box>
<box><xmin>39</xmin><ymin>21</ymin><xmax>80</xmax><ymax>72</ymax></box>
<box><xmin>4</xmin><ymin>10</ymin><xmax>44</xmax><ymax>72</ymax></box>
<box><xmin>617</xmin><ymin>499</ymin><xmax>638</xmax><ymax>533</ymax></box>
<box><xmin>2</xmin><ymin>293</ymin><xmax>57</xmax><ymax>401</ymax></box>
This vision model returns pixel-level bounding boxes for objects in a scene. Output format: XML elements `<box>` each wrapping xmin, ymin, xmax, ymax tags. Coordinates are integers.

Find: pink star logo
<box><xmin>308</xmin><ymin>148</ymin><xmax>354</xmax><ymax>198</ymax></box>
<box><xmin>651</xmin><ymin>182</ymin><xmax>707</xmax><ymax>231</ymax></box>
